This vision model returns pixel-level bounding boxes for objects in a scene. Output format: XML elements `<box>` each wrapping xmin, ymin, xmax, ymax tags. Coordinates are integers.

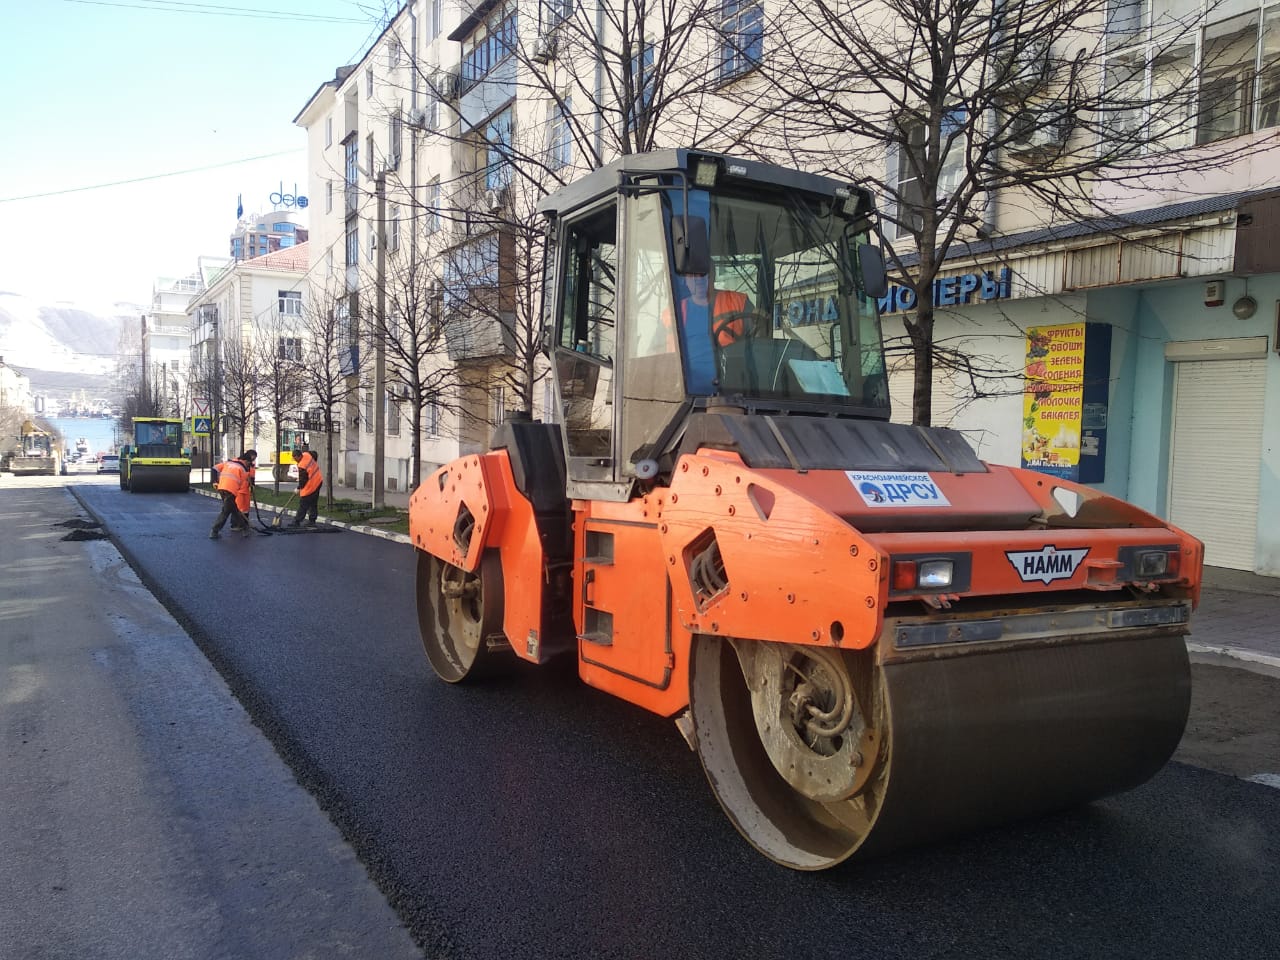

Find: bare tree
<box><xmin>256</xmin><ymin>309</ymin><xmax>309</xmax><ymax>492</ymax></box>
<box><xmin>300</xmin><ymin>275</ymin><xmax>362</xmax><ymax>508</ymax></box>
<box><xmin>219</xmin><ymin>335</ymin><xmax>261</xmax><ymax>458</ymax></box>
<box><xmin>364</xmin><ymin>218</ymin><xmax>465</xmax><ymax>491</ymax></box>
<box><xmin>734</xmin><ymin>0</ymin><xmax>1272</xmax><ymax>424</ymax></box>
<box><xmin>364</xmin><ymin>0</ymin><xmax>768</xmax><ymax>460</ymax></box>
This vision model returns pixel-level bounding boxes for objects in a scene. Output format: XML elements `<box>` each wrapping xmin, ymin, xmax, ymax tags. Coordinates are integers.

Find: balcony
<box><xmin>444</xmin><ymin>310</ymin><xmax>515</xmax><ymax>362</ymax></box>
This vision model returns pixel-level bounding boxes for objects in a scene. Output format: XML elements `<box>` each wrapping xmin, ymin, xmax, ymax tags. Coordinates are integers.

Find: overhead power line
<box><xmin>0</xmin><ymin>149</ymin><xmax>304</xmax><ymax>204</ymax></box>
<box><xmin>59</xmin><ymin>0</ymin><xmax>368</xmax><ymax>23</ymax></box>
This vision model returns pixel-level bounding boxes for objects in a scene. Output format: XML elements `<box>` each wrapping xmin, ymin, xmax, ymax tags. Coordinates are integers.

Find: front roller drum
<box><xmin>688</xmin><ymin>632</ymin><xmax>1191</xmax><ymax>871</ymax></box>
<box><xmin>416</xmin><ymin>550</ymin><xmax>508</xmax><ymax>683</ymax></box>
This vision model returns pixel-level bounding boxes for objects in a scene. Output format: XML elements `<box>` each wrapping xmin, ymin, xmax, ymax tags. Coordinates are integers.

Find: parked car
<box><xmin>97</xmin><ymin>454</ymin><xmax>120</xmax><ymax>474</ymax></box>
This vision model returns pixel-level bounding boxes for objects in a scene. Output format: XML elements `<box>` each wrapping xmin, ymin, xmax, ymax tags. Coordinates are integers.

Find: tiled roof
<box><xmin>243</xmin><ymin>242</ymin><xmax>309</xmax><ymax>273</ymax></box>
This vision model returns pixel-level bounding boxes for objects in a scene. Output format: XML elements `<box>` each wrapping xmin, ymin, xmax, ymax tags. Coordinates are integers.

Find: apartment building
<box><xmin>293</xmin><ymin>0</ymin><xmax>1280</xmax><ymax>575</ymax></box>
<box><xmin>186</xmin><ymin>244</ymin><xmax>311</xmax><ymax>466</ymax></box>
<box><xmin>142</xmin><ymin>273</ymin><xmax>203</xmax><ymax>417</ymax></box>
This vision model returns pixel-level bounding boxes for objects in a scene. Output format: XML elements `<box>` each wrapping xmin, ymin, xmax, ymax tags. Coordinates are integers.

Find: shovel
<box><xmin>272</xmin><ymin>492</ymin><xmax>299</xmax><ymax>528</ymax></box>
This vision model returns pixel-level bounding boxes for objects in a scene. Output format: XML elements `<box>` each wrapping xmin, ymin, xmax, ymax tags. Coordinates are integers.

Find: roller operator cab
<box><xmin>409</xmin><ymin>150</ymin><xmax>1203</xmax><ymax>871</ymax></box>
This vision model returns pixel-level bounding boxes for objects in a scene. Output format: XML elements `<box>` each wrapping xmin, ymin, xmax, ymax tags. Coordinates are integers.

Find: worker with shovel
<box><xmin>290</xmin><ymin>446</ymin><xmax>323</xmax><ymax>527</ymax></box>
<box><xmin>209</xmin><ymin>450</ymin><xmax>257</xmax><ymax>539</ymax></box>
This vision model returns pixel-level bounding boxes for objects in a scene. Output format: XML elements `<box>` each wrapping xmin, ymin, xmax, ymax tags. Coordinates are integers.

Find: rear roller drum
<box><xmin>416</xmin><ymin>551</ymin><xmax>507</xmax><ymax>683</ymax></box>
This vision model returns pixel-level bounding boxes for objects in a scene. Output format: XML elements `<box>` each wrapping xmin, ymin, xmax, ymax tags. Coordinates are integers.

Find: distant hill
<box><xmin>0</xmin><ymin>291</ymin><xmax>141</xmax><ymax>397</ymax></box>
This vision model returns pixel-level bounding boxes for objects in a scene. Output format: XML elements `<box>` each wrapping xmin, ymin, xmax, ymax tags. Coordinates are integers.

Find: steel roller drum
<box><xmin>689</xmin><ymin>628</ymin><xmax>1192</xmax><ymax>870</ymax></box>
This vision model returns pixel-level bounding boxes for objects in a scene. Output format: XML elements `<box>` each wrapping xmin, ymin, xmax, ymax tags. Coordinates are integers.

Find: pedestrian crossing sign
<box><xmin>192</xmin><ymin>416</ymin><xmax>212</xmax><ymax>436</ymax></box>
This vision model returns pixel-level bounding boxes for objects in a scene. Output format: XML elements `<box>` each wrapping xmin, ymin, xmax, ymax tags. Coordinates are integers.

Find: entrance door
<box><xmin>1167</xmin><ymin>357</ymin><xmax>1265</xmax><ymax>570</ymax></box>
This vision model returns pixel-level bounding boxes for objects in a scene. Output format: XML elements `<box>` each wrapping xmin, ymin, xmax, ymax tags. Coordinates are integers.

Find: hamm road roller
<box><xmin>409</xmin><ymin>150</ymin><xmax>1202</xmax><ymax>870</ymax></box>
<box><xmin>120</xmin><ymin>417</ymin><xmax>191</xmax><ymax>492</ymax></box>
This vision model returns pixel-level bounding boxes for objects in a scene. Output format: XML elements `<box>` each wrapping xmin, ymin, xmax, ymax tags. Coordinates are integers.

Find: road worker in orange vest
<box><xmin>290</xmin><ymin>446</ymin><xmax>324</xmax><ymax>528</ymax></box>
<box><xmin>209</xmin><ymin>450</ymin><xmax>257</xmax><ymax>540</ymax></box>
<box><xmin>661</xmin><ymin>265</ymin><xmax>753</xmax><ymax>394</ymax></box>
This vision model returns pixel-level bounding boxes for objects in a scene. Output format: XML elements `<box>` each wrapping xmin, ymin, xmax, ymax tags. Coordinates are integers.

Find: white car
<box><xmin>97</xmin><ymin>455</ymin><xmax>120</xmax><ymax>474</ymax></box>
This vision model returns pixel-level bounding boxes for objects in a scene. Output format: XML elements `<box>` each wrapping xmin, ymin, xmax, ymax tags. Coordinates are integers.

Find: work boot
<box><xmin>209</xmin><ymin>528</ymin><xmax>220</xmax><ymax>540</ymax></box>
<box><xmin>302</xmin><ymin>518</ymin><xmax>315</xmax><ymax>528</ymax></box>
<box><xmin>240</xmin><ymin>526</ymin><xmax>252</xmax><ymax>538</ymax></box>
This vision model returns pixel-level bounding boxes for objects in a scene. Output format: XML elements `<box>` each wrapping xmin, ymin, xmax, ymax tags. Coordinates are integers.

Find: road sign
<box><xmin>193</xmin><ymin>397</ymin><xmax>211</xmax><ymax>417</ymax></box>
<box><xmin>192</xmin><ymin>417</ymin><xmax>212</xmax><ymax>436</ymax></box>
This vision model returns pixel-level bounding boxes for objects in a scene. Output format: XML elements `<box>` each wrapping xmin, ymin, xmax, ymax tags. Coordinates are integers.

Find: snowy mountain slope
<box><xmin>0</xmin><ymin>291</ymin><xmax>140</xmax><ymax>376</ymax></box>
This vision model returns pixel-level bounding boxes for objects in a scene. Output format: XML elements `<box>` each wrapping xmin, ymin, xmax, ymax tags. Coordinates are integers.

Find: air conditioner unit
<box><xmin>999</xmin><ymin>38</ymin><xmax>1052</xmax><ymax>94</ymax></box>
<box><xmin>408</xmin><ymin>105</ymin><xmax>431</xmax><ymax>129</ymax></box>
<box><xmin>485</xmin><ymin>187</ymin><xmax>506</xmax><ymax>212</ymax></box>
<box><xmin>1007</xmin><ymin>109</ymin><xmax>1074</xmax><ymax>158</ymax></box>
<box><xmin>531</xmin><ymin>31</ymin><xmax>557</xmax><ymax>65</ymax></box>
<box><xmin>432</xmin><ymin>67</ymin><xmax>460</xmax><ymax>100</ymax></box>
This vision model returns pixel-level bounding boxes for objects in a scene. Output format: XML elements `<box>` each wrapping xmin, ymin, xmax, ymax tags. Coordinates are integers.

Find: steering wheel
<box><xmin>712</xmin><ymin>309</ymin><xmax>772</xmax><ymax>347</ymax></box>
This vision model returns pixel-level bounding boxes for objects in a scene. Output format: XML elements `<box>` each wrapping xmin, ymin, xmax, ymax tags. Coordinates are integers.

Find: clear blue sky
<box><xmin>0</xmin><ymin>0</ymin><xmax>394</xmax><ymax>306</ymax></box>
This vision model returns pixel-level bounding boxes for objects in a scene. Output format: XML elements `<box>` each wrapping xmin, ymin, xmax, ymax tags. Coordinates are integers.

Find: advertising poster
<box><xmin>1021</xmin><ymin>323</ymin><xmax>1086</xmax><ymax>479</ymax></box>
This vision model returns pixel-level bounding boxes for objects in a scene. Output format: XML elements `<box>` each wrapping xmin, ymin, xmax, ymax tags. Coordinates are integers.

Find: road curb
<box><xmin>196</xmin><ymin>486</ymin><xmax>412</xmax><ymax>544</ymax></box>
<box><xmin>1187</xmin><ymin>641</ymin><xmax>1280</xmax><ymax>675</ymax></box>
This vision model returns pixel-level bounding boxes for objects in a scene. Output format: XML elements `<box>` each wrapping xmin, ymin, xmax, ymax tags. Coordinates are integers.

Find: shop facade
<box><xmin>881</xmin><ymin>194</ymin><xmax>1280</xmax><ymax>576</ymax></box>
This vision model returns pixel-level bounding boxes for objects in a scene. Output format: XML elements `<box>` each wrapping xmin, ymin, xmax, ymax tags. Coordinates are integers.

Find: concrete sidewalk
<box><xmin>330</xmin><ymin>478</ymin><xmax>1280</xmax><ymax>672</ymax></box>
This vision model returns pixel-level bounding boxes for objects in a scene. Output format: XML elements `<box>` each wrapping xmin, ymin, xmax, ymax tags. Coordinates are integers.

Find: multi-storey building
<box><xmin>293</xmin><ymin>0</ymin><xmax>1280</xmax><ymax>575</ymax></box>
<box><xmin>229</xmin><ymin>209</ymin><xmax>309</xmax><ymax>262</ymax></box>
<box><xmin>187</xmin><ymin>244</ymin><xmax>310</xmax><ymax>466</ymax></box>
<box><xmin>142</xmin><ymin>273</ymin><xmax>203</xmax><ymax>417</ymax></box>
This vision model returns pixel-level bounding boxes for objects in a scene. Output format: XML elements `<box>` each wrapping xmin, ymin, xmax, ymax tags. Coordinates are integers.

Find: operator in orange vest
<box><xmin>290</xmin><ymin>446</ymin><xmax>324</xmax><ymax>528</ymax></box>
<box><xmin>662</xmin><ymin>266</ymin><xmax>752</xmax><ymax>394</ymax></box>
<box><xmin>209</xmin><ymin>450</ymin><xmax>257</xmax><ymax>540</ymax></box>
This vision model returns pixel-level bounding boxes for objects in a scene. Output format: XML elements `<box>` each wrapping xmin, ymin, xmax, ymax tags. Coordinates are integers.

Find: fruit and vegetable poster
<box><xmin>1021</xmin><ymin>323</ymin><xmax>1110</xmax><ymax>482</ymax></box>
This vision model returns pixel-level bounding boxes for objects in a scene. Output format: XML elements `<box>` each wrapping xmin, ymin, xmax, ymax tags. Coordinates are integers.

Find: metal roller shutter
<box><xmin>1167</xmin><ymin>357</ymin><xmax>1265</xmax><ymax>571</ymax></box>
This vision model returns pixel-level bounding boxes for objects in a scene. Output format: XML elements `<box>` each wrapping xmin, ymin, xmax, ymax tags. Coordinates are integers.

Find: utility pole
<box><xmin>373</xmin><ymin>174</ymin><xmax>386</xmax><ymax>509</ymax></box>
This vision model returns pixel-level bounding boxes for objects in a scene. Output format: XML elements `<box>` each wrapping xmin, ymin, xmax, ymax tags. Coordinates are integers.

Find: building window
<box><xmin>344</xmin><ymin>136</ymin><xmax>359</xmax><ymax>213</ymax></box>
<box><xmin>346</xmin><ymin>221</ymin><xmax>359</xmax><ymax>267</ymax></box>
<box><xmin>366</xmin><ymin>132</ymin><xmax>376</xmax><ymax>177</ymax></box>
<box><xmin>364</xmin><ymin>391</ymin><xmax>374</xmax><ymax>433</ymax></box>
<box><xmin>388</xmin><ymin>393</ymin><xmax>401</xmax><ymax>435</ymax></box>
<box><xmin>492</xmin><ymin>384</ymin><xmax>506</xmax><ymax>426</ymax></box>
<box><xmin>278</xmin><ymin>337</ymin><xmax>302</xmax><ymax>360</ymax></box>
<box><xmin>325</xmin><ymin>116</ymin><xmax>333</xmax><ymax>148</ymax></box>
<box><xmin>541</xmin><ymin>0</ymin><xmax>572</xmax><ymax>30</ymax></box>
<box><xmin>388</xmin><ymin>203</ymin><xmax>400</xmax><ymax>253</ymax></box>
<box><xmin>460</xmin><ymin>2</ymin><xmax>516</xmax><ymax>94</ymax></box>
<box><xmin>892</xmin><ymin>108</ymin><xmax>966</xmax><ymax>239</ymax></box>
<box><xmin>484</xmin><ymin>108</ymin><xmax>513</xmax><ymax>190</ymax></box>
<box><xmin>425</xmin><ymin>398</ymin><xmax>440</xmax><ymax>437</ymax></box>
<box><xmin>326</xmin><ymin>180</ymin><xmax>334</xmax><ymax>213</ymax></box>
<box><xmin>430</xmin><ymin>0</ymin><xmax>441</xmax><ymax>40</ymax></box>
<box><xmin>389</xmin><ymin>109</ymin><xmax>402</xmax><ymax>169</ymax></box>
<box><xmin>389</xmin><ymin>37</ymin><xmax>402</xmax><ymax>69</ymax></box>
<box><xmin>1104</xmin><ymin>0</ymin><xmax>1280</xmax><ymax>148</ymax></box>
<box><xmin>279</xmin><ymin>290</ymin><xmax>303</xmax><ymax>316</ymax></box>
<box><xmin>548</xmin><ymin>98</ymin><xmax>572</xmax><ymax>169</ymax></box>
<box><xmin>718</xmin><ymin>0</ymin><xmax>763</xmax><ymax>83</ymax></box>
<box><xmin>426</xmin><ymin>179</ymin><xmax>441</xmax><ymax>233</ymax></box>
<box><xmin>366</xmin><ymin>67</ymin><xmax>374</xmax><ymax>99</ymax></box>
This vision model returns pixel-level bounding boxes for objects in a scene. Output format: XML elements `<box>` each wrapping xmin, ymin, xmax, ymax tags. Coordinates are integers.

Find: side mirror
<box><xmin>672</xmin><ymin>215</ymin><xmax>711</xmax><ymax>275</ymax></box>
<box><xmin>859</xmin><ymin>243</ymin><xmax>888</xmax><ymax>300</ymax></box>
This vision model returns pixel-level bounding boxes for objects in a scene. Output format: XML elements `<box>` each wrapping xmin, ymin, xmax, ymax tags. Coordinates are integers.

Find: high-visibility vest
<box><xmin>297</xmin><ymin>451</ymin><xmax>323</xmax><ymax>497</ymax></box>
<box><xmin>662</xmin><ymin>289</ymin><xmax>750</xmax><ymax>351</ymax></box>
<box><xmin>215</xmin><ymin>459</ymin><xmax>253</xmax><ymax>512</ymax></box>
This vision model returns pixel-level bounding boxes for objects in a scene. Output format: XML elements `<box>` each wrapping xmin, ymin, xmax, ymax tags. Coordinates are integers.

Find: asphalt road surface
<box><xmin>36</xmin><ymin>480</ymin><xmax>1280</xmax><ymax>958</ymax></box>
